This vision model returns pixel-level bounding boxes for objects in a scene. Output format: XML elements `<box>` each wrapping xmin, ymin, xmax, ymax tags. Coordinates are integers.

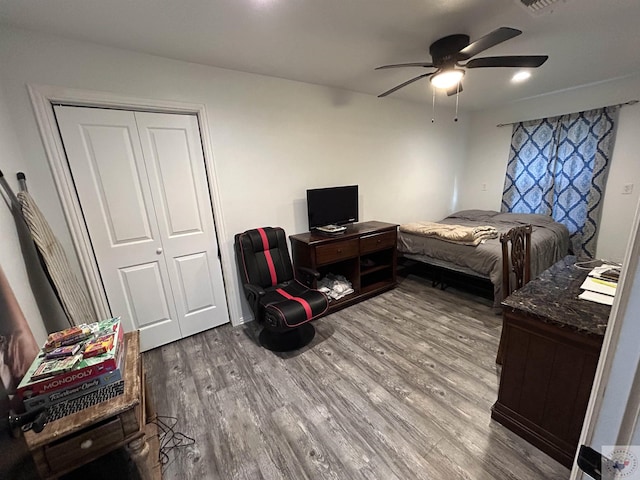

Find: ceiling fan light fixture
<box><xmin>512</xmin><ymin>70</ymin><xmax>531</xmax><ymax>83</ymax></box>
<box><xmin>430</xmin><ymin>69</ymin><xmax>465</xmax><ymax>89</ymax></box>
<box><xmin>375</xmin><ymin>27</ymin><xmax>548</xmax><ymax>98</ymax></box>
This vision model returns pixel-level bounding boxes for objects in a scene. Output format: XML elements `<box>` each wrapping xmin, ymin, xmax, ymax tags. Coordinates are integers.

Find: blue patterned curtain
<box><xmin>502</xmin><ymin>106</ymin><xmax>619</xmax><ymax>258</ymax></box>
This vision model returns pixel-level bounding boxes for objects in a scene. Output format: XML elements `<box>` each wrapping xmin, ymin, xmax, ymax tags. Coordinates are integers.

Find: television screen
<box><xmin>306</xmin><ymin>185</ymin><xmax>359</xmax><ymax>230</ymax></box>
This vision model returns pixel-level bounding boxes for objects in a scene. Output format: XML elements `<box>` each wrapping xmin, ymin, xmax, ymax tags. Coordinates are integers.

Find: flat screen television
<box><xmin>306</xmin><ymin>185</ymin><xmax>359</xmax><ymax>230</ymax></box>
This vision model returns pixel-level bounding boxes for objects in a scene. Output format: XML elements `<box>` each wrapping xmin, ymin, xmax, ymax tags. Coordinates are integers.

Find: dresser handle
<box><xmin>80</xmin><ymin>439</ymin><xmax>93</xmax><ymax>449</ymax></box>
<box><xmin>337</xmin><ymin>249</ymin><xmax>342</xmax><ymax>253</ymax></box>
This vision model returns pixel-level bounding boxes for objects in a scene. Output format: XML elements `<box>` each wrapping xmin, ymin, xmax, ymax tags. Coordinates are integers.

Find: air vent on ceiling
<box><xmin>517</xmin><ymin>0</ymin><xmax>565</xmax><ymax>15</ymax></box>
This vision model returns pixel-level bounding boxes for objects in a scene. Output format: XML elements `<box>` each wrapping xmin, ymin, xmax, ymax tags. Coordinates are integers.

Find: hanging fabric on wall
<box><xmin>501</xmin><ymin>106</ymin><xmax>620</xmax><ymax>258</ymax></box>
<box><xmin>0</xmin><ymin>170</ymin><xmax>71</xmax><ymax>333</ymax></box>
<box><xmin>16</xmin><ymin>184</ymin><xmax>96</xmax><ymax>327</ymax></box>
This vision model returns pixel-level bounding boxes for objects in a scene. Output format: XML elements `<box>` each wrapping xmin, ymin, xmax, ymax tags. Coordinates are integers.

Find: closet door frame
<box><xmin>27</xmin><ymin>84</ymin><xmax>239</xmax><ymax>327</ymax></box>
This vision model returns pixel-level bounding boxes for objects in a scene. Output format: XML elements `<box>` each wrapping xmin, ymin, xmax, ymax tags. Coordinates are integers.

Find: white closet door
<box><xmin>134</xmin><ymin>112</ymin><xmax>229</xmax><ymax>338</ymax></box>
<box><xmin>54</xmin><ymin>106</ymin><xmax>229</xmax><ymax>351</ymax></box>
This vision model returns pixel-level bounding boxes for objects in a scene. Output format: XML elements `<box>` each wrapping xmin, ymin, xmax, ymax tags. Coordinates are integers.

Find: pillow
<box><xmin>493</xmin><ymin>212</ymin><xmax>556</xmax><ymax>226</ymax></box>
<box><xmin>447</xmin><ymin>210</ymin><xmax>500</xmax><ymax>222</ymax></box>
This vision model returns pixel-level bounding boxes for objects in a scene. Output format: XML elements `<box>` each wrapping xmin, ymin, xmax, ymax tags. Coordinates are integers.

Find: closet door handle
<box><xmin>156</xmin><ymin>248</ymin><xmax>163</xmax><ymax>255</ymax></box>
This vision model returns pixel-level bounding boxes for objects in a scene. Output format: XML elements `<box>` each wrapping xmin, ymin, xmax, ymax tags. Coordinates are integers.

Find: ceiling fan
<box><xmin>376</xmin><ymin>27</ymin><xmax>548</xmax><ymax>97</ymax></box>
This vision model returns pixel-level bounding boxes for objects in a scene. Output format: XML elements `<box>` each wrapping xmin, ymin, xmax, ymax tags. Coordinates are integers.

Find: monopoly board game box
<box><xmin>22</xmin><ymin>337</ymin><xmax>125</xmax><ymax>412</ymax></box>
<box><xmin>17</xmin><ymin>317</ymin><xmax>123</xmax><ymax>401</ymax></box>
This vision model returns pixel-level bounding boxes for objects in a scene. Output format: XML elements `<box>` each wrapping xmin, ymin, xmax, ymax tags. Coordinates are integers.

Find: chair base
<box><xmin>259</xmin><ymin>323</ymin><xmax>315</xmax><ymax>352</ymax></box>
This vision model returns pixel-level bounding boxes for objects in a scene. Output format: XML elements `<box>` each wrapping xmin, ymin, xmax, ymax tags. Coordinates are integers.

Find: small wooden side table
<box><xmin>23</xmin><ymin>331</ymin><xmax>161</xmax><ymax>479</ymax></box>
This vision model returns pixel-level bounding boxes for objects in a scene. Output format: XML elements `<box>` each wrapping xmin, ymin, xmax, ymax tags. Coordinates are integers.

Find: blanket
<box><xmin>399</xmin><ymin>221</ymin><xmax>498</xmax><ymax>246</ymax></box>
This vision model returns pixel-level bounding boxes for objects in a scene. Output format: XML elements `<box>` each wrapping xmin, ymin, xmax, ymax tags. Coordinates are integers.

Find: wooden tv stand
<box><xmin>290</xmin><ymin>221</ymin><xmax>398</xmax><ymax>313</ymax></box>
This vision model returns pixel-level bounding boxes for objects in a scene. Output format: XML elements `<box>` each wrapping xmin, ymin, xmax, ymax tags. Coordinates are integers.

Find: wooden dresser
<box><xmin>492</xmin><ymin>256</ymin><xmax>611</xmax><ymax>469</ymax></box>
<box><xmin>290</xmin><ymin>221</ymin><xmax>398</xmax><ymax>313</ymax></box>
<box><xmin>23</xmin><ymin>331</ymin><xmax>160</xmax><ymax>479</ymax></box>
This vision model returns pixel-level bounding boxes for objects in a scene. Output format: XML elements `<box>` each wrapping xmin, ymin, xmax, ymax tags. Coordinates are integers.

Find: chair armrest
<box><xmin>295</xmin><ymin>266</ymin><xmax>321</xmax><ymax>287</ymax></box>
<box><xmin>243</xmin><ymin>283</ymin><xmax>265</xmax><ymax>312</ymax></box>
<box><xmin>244</xmin><ymin>283</ymin><xmax>265</xmax><ymax>296</ymax></box>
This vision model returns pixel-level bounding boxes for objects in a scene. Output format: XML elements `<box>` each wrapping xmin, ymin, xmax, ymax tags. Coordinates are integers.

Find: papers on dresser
<box><xmin>579</xmin><ymin>269</ymin><xmax>617</xmax><ymax>306</ymax></box>
<box><xmin>578</xmin><ymin>289</ymin><xmax>614</xmax><ymax>306</ymax></box>
<box><xmin>580</xmin><ymin>276</ymin><xmax>617</xmax><ymax>296</ymax></box>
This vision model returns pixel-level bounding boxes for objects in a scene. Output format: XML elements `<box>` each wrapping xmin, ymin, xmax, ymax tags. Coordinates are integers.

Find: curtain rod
<box><xmin>496</xmin><ymin>100</ymin><xmax>639</xmax><ymax>127</ymax></box>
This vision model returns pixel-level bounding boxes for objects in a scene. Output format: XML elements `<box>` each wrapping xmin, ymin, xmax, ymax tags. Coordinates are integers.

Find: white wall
<box><xmin>0</xmin><ymin>78</ymin><xmax>49</xmax><ymax>346</ymax></box>
<box><xmin>457</xmin><ymin>74</ymin><xmax>640</xmax><ymax>263</ymax></box>
<box><xmin>0</xmin><ymin>26</ymin><xmax>468</xmax><ymax>328</ymax></box>
<box><xmin>590</xmin><ymin>232</ymin><xmax>640</xmax><ymax>455</ymax></box>
<box><xmin>571</xmin><ymin>198</ymin><xmax>640</xmax><ymax>480</ymax></box>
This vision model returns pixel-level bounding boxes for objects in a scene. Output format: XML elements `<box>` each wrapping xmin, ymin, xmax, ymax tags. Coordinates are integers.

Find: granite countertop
<box><xmin>502</xmin><ymin>256</ymin><xmax>612</xmax><ymax>336</ymax></box>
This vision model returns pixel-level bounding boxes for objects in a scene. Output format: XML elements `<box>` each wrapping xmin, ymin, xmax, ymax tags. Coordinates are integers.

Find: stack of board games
<box><xmin>17</xmin><ymin>317</ymin><xmax>125</xmax><ymax>413</ymax></box>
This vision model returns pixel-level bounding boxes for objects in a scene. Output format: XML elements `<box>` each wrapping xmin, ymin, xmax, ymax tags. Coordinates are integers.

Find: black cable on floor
<box><xmin>149</xmin><ymin>415</ymin><xmax>196</xmax><ymax>470</ymax></box>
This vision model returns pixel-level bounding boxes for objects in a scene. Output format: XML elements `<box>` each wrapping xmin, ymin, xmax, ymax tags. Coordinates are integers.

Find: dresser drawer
<box><xmin>45</xmin><ymin>417</ymin><xmax>124</xmax><ymax>471</ymax></box>
<box><xmin>360</xmin><ymin>230</ymin><xmax>396</xmax><ymax>254</ymax></box>
<box><xmin>315</xmin><ymin>239</ymin><xmax>359</xmax><ymax>265</ymax></box>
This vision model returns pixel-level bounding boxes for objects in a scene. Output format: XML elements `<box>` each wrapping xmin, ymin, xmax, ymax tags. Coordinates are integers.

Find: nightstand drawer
<box><xmin>315</xmin><ymin>239</ymin><xmax>359</xmax><ymax>265</ymax></box>
<box><xmin>360</xmin><ymin>230</ymin><xmax>396</xmax><ymax>254</ymax></box>
<box><xmin>45</xmin><ymin>417</ymin><xmax>124</xmax><ymax>471</ymax></box>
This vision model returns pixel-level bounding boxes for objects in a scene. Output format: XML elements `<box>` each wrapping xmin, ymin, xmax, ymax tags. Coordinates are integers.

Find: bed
<box><xmin>398</xmin><ymin>210</ymin><xmax>570</xmax><ymax>306</ymax></box>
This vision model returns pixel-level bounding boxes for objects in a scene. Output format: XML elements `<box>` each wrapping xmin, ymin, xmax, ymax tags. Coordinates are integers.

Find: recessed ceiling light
<box><xmin>251</xmin><ymin>0</ymin><xmax>277</xmax><ymax>7</ymax></box>
<box><xmin>512</xmin><ymin>71</ymin><xmax>531</xmax><ymax>83</ymax></box>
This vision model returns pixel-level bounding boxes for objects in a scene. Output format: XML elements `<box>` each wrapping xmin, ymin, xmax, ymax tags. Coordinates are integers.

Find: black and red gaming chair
<box><xmin>234</xmin><ymin>227</ymin><xmax>329</xmax><ymax>351</ymax></box>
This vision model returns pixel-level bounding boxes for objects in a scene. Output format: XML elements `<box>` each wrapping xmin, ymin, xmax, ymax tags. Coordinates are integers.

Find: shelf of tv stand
<box><xmin>361</xmin><ymin>264</ymin><xmax>390</xmax><ymax>276</ymax></box>
<box><xmin>290</xmin><ymin>221</ymin><xmax>398</xmax><ymax>314</ymax></box>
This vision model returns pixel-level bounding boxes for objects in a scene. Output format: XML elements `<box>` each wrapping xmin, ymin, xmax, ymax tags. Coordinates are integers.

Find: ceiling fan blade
<box><xmin>458</xmin><ymin>27</ymin><xmax>522</xmax><ymax>60</ymax></box>
<box><xmin>375</xmin><ymin>62</ymin><xmax>434</xmax><ymax>70</ymax></box>
<box><xmin>378</xmin><ymin>72</ymin><xmax>433</xmax><ymax>97</ymax></box>
<box><xmin>465</xmin><ymin>55</ymin><xmax>549</xmax><ymax>68</ymax></box>
<box><xmin>446</xmin><ymin>82</ymin><xmax>463</xmax><ymax>97</ymax></box>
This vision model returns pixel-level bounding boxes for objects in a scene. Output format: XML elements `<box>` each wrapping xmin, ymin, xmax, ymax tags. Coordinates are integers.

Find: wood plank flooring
<box><xmin>144</xmin><ymin>274</ymin><xmax>570</xmax><ymax>480</ymax></box>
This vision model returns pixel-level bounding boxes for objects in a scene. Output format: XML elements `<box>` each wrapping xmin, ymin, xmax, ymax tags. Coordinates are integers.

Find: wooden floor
<box><xmin>144</xmin><ymin>274</ymin><xmax>570</xmax><ymax>480</ymax></box>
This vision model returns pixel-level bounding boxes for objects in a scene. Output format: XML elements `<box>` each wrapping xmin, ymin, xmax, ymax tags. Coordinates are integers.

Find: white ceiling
<box><xmin>1</xmin><ymin>0</ymin><xmax>639</xmax><ymax>110</ymax></box>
